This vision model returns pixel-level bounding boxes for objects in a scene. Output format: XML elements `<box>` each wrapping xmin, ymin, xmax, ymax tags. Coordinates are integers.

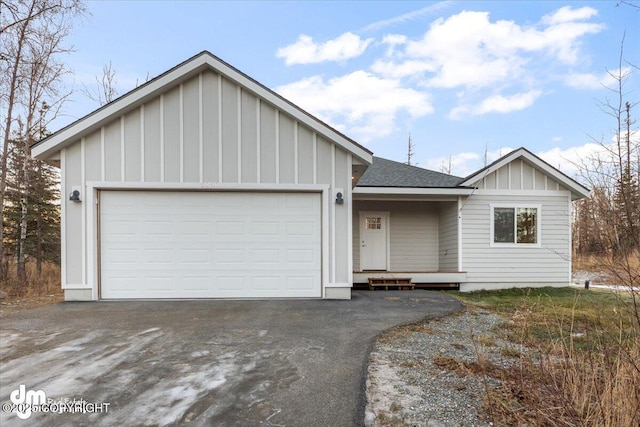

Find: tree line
<box><xmin>572</xmin><ymin>39</ymin><xmax>639</xmax><ymax>287</ymax></box>
<box><xmin>1</xmin><ymin>0</ymin><xmax>84</xmax><ymax>291</ymax></box>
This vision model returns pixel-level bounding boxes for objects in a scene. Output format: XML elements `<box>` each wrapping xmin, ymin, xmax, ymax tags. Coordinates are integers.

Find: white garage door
<box><xmin>100</xmin><ymin>191</ymin><xmax>322</xmax><ymax>299</ymax></box>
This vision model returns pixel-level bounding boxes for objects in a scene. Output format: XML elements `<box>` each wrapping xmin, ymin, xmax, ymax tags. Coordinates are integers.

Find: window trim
<box><xmin>490</xmin><ymin>204</ymin><xmax>542</xmax><ymax>248</ymax></box>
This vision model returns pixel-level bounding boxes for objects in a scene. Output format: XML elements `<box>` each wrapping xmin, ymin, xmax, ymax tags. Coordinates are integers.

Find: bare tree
<box><xmin>573</xmin><ymin>35</ymin><xmax>639</xmax><ymax>290</ymax></box>
<box><xmin>406</xmin><ymin>133</ymin><xmax>416</xmax><ymax>166</ymax></box>
<box><xmin>438</xmin><ymin>155</ymin><xmax>452</xmax><ymax>174</ymax></box>
<box><xmin>0</xmin><ymin>0</ymin><xmax>85</xmax><ymax>280</ymax></box>
<box><xmin>81</xmin><ymin>60</ymin><xmax>119</xmax><ymax>107</ymax></box>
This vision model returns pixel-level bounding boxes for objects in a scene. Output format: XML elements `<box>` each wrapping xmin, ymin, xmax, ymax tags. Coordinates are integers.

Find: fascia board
<box><xmin>353</xmin><ymin>187</ymin><xmax>474</xmax><ymax>196</ymax></box>
<box><xmin>461</xmin><ymin>149</ymin><xmax>590</xmax><ymax>199</ymax></box>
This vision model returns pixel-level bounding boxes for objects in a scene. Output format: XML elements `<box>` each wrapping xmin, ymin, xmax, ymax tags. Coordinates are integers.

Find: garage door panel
<box><xmin>287</xmin><ymin>276</ymin><xmax>315</xmax><ymax>291</ymax></box>
<box><xmin>100</xmin><ymin>191</ymin><xmax>321</xmax><ymax>299</ymax></box>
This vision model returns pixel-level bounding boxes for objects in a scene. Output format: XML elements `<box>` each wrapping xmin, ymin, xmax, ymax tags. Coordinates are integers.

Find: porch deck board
<box><xmin>354</xmin><ymin>271</ymin><xmax>467</xmax><ymax>285</ymax></box>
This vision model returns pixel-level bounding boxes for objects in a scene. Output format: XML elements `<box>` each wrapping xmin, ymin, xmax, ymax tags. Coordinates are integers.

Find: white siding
<box><xmin>438</xmin><ymin>201</ymin><xmax>458</xmax><ymax>271</ymax></box>
<box><xmin>61</xmin><ymin>70</ymin><xmax>354</xmax><ymax>295</ymax></box>
<box><xmin>460</xmin><ymin>192</ymin><xmax>571</xmax><ymax>288</ymax></box>
<box><xmin>353</xmin><ymin>201</ymin><xmax>439</xmax><ymax>272</ymax></box>
<box><xmin>481</xmin><ymin>159</ymin><xmax>571</xmax><ymax>192</ymax></box>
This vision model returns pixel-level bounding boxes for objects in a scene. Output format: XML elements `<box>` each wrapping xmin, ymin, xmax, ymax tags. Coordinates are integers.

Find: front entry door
<box><xmin>360</xmin><ymin>212</ymin><xmax>389</xmax><ymax>270</ymax></box>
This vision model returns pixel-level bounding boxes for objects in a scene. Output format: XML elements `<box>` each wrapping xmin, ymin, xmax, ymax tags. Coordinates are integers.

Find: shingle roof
<box><xmin>357</xmin><ymin>156</ymin><xmax>465</xmax><ymax>188</ymax></box>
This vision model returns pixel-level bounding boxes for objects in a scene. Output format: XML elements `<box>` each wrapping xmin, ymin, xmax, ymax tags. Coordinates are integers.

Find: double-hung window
<box><xmin>491</xmin><ymin>205</ymin><xmax>540</xmax><ymax>246</ymax></box>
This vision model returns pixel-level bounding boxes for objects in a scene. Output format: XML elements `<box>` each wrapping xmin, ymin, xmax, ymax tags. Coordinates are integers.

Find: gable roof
<box><xmin>461</xmin><ymin>147</ymin><xmax>590</xmax><ymax>200</ymax></box>
<box><xmin>357</xmin><ymin>156</ymin><xmax>464</xmax><ymax>188</ymax></box>
<box><xmin>31</xmin><ymin>51</ymin><xmax>373</xmax><ymax>163</ymax></box>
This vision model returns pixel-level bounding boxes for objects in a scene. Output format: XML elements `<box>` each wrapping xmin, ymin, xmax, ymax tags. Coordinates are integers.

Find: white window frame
<box><xmin>490</xmin><ymin>204</ymin><xmax>541</xmax><ymax>248</ymax></box>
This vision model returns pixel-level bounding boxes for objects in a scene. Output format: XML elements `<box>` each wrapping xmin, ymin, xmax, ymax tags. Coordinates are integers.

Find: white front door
<box><xmin>359</xmin><ymin>212</ymin><xmax>389</xmax><ymax>271</ymax></box>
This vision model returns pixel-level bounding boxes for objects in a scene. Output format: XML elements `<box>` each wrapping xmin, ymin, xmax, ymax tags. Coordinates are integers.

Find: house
<box><xmin>31</xmin><ymin>51</ymin><xmax>590</xmax><ymax>301</ymax></box>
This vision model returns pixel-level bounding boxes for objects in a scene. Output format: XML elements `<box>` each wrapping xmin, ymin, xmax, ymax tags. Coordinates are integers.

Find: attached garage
<box><xmin>100</xmin><ymin>191</ymin><xmax>321</xmax><ymax>299</ymax></box>
<box><xmin>31</xmin><ymin>51</ymin><xmax>372</xmax><ymax>301</ymax></box>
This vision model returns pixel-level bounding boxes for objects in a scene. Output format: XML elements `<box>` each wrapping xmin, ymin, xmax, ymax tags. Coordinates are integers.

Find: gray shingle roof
<box><xmin>357</xmin><ymin>156</ymin><xmax>465</xmax><ymax>188</ymax></box>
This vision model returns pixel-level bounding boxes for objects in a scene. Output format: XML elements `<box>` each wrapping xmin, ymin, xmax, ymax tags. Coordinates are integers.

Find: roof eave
<box><xmin>460</xmin><ymin>147</ymin><xmax>590</xmax><ymax>200</ymax></box>
<box><xmin>353</xmin><ymin>186</ymin><xmax>474</xmax><ymax>196</ymax></box>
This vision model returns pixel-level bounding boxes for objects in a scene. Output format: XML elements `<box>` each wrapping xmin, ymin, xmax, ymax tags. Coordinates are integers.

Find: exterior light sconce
<box><xmin>335</xmin><ymin>192</ymin><xmax>344</xmax><ymax>205</ymax></box>
<box><xmin>69</xmin><ymin>187</ymin><xmax>81</xmax><ymax>202</ymax></box>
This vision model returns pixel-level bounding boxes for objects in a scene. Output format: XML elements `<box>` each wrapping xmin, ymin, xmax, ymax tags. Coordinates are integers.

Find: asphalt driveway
<box><xmin>0</xmin><ymin>290</ymin><xmax>463</xmax><ymax>426</ymax></box>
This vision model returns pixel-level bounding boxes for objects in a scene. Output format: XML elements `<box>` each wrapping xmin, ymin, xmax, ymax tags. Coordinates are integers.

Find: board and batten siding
<box><xmin>438</xmin><ymin>201</ymin><xmax>459</xmax><ymax>272</ymax></box>
<box><xmin>353</xmin><ymin>201</ymin><xmax>439</xmax><ymax>272</ymax></box>
<box><xmin>480</xmin><ymin>158</ymin><xmax>568</xmax><ymax>192</ymax></box>
<box><xmin>60</xmin><ymin>69</ymin><xmax>353</xmax><ymax>294</ymax></box>
<box><xmin>460</xmin><ymin>192</ymin><xmax>571</xmax><ymax>290</ymax></box>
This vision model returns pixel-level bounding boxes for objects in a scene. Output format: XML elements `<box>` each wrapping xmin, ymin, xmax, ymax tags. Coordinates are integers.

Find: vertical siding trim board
<box><xmin>80</xmin><ymin>139</ymin><xmax>86</xmax><ymax>285</ymax></box>
<box><xmin>294</xmin><ymin>121</ymin><xmax>299</xmax><ymax>184</ymax></box>
<box><xmin>60</xmin><ymin>148</ymin><xmax>67</xmax><ymax>287</ymax></box>
<box><xmin>217</xmin><ymin>75</ymin><xmax>223</xmax><ymax>182</ymax></box>
<box><xmin>568</xmin><ymin>195</ymin><xmax>572</xmax><ymax>282</ymax></box>
<box><xmin>160</xmin><ymin>94</ymin><xmax>165</xmax><ymax>182</ymax></box>
<box><xmin>312</xmin><ymin>133</ymin><xmax>317</xmax><ymax>185</ymax></box>
<box><xmin>347</xmin><ymin>153</ymin><xmax>353</xmax><ymax>285</ymax></box>
<box><xmin>321</xmin><ymin>187</ymin><xmax>330</xmax><ymax>296</ymax></box>
<box><xmin>256</xmin><ymin>98</ymin><xmax>261</xmax><ymax>183</ymax></box>
<box><xmin>198</xmin><ymin>74</ymin><xmax>204</xmax><ymax>183</ymax></box>
<box><xmin>120</xmin><ymin>116</ymin><xmax>125</xmax><ymax>182</ymax></box>
<box><xmin>140</xmin><ymin>105</ymin><xmax>145</xmax><ymax>182</ymax></box>
<box><xmin>237</xmin><ymin>86</ymin><xmax>242</xmax><ymax>182</ymax></box>
<box><xmin>533</xmin><ymin>168</ymin><xmax>536</xmax><ymax>189</ymax></box>
<box><xmin>100</xmin><ymin>127</ymin><xmax>105</xmax><ymax>181</ymax></box>
<box><xmin>331</xmin><ymin>144</ymin><xmax>336</xmax><ymax>283</ymax></box>
<box><xmin>91</xmin><ymin>190</ymin><xmax>98</xmax><ymax>299</ymax></box>
<box><xmin>275</xmin><ymin>110</ymin><xmax>280</xmax><ymax>184</ymax></box>
<box><xmin>179</xmin><ymin>83</ymin><xmax>184</xmax><ymax>183</ymax></box>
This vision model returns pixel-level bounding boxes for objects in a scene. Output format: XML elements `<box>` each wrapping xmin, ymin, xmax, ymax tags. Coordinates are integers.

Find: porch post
<box><xmin>457</xmin><ymin>196</ymin><xmax>463</xmax><ymax>272</ymax></box>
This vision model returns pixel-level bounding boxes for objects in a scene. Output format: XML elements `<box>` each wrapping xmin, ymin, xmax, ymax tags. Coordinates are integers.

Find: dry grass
<box><xmin>432</xmin><ymin>353</ymin><xmax>503</xmax><ymax>379</ymax></box>
<box><xmin>0</xmin><ymin>260</ymin><xmax>61</xmax><ymax>298</ymax></box>
<box><xmin>455</xmin><ymin>286</ymin><xmax>640</xmax><ymax>427</ymax></box>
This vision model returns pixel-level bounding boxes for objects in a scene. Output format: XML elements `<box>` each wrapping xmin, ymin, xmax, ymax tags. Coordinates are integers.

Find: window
<box><xmin>366</xmin><ymin>217</ymin><xmax>382</xmax><ymax>230</ymax></box>
<box><xmin>491</xmin><ymin>206</ymin><xmax>540</xmax><ymax>245</ymax></box>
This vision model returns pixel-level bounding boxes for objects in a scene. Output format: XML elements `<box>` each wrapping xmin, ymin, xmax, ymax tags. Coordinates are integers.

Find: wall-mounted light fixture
<box><xmin>69</xmin><ymin>187</ymin><xmax>81</xmax><ymax>202</ymax></box>
<box><xmin>335</xmin><ymin>192</ymin><xmax>344</xmax><ymax>205</ymax></box>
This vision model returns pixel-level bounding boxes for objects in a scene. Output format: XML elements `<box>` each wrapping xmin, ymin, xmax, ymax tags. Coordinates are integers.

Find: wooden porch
<box><xmin>353</xmin><ymin>271</ymin><xmax>466</xmax><ymax>290</ymax></box>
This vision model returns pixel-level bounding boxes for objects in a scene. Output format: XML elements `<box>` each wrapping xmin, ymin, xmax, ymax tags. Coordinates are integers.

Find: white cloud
<box><xmin>276</xmin><ymin>32</ymin><xmax>373</xmax><ymax>65</ymax></box>
<box><xmin>381</xmin><ymin>34</ymin><xmax>407</xmax><ymax>56</ymax></box>
<box><xmin>371</xmin><ymin>59</ymin><xmax>436</xmax><ymax>79</ymax></box>
<box><xmin>449</xmin><ymin>90</ymin><xmax>542</xmax><ymax>119</ymax></box>
<box><xmin>275</xmin><ymin>71</ymin><xmax>433</xmax><ymax>142</ymax></box>
<box><xmin>541</xmin><ymin>6</ymin><xmax>598</xmax><ymax>25</ymax></box>
<box><xmin>564</xmin><ymin>67</ymin><xmax>630</xmax><ymax>90</ymax></box>
<box><xmin>360</xmin><ymin>2</ymin><xmax>451</xmax><ymax>33</ymax></box>
<box><xmin>374</xmin><ymin>7</ymin><xmax>603</xmax><ymax>91</ymax></box>
<box><xmin>537</xmin><ymin>142</ymin><xmax>613</xmax><ymax>176</ymax></box>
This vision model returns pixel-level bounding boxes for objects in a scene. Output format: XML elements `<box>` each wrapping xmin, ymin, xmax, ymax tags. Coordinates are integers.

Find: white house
<box><xmin>31</xmin><ymin>52</ymin><xmax>590</xmax><ymax>301</ymax></box>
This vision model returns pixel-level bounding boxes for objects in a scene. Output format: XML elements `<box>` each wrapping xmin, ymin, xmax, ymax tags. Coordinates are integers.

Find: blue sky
<box><xmin>60</xmin><ymin>0</ymin><xmax>639</xmax><ymax>178</ymax></box>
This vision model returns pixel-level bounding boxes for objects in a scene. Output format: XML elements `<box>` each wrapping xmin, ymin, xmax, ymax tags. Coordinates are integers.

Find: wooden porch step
<box><xmin>368</xmin><ymin>277</ymin><xmax>414</xmax><ymax>291</ymax></box>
